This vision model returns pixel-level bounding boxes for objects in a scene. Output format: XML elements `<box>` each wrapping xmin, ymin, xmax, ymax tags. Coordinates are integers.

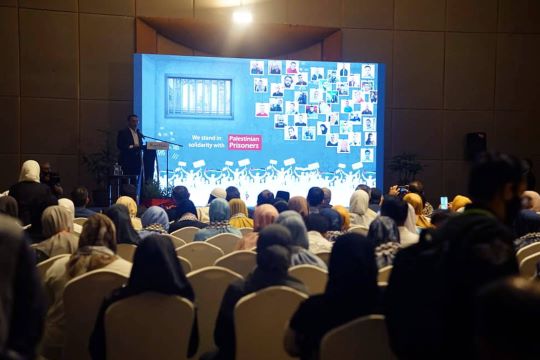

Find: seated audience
<box><xmin>449</xmin><ymin>195</ymin><xmax>472</xmax><ymax>212</ymax></box>
<box><xmin>116</xmin><ymin>196</ymin><xmax>143</xmax><ymax>230</ymax></box>
<box><xmin>380</xmin><ymin>196</ymin><xmax>419</xmax><ymax>247</ymax></box>
<box><xmin>167</xmin><ymin>185</ymin><xmax>190</xmax><ymax>221</ymax></box>
<box><xmin>104</xmin><ymin>204</ymin><xmax>141</xmax><ymax>245</ymax></box>
<box><xmin>367</xmin><ymin>216</ymin><xmax>400</xmax><ymax>269</ymax></box>
<box><xmin>320</xmin><ymin>208</ymin><xmax>343</xmax><ymax>241</ymax></box>
<box><xmin>349</xmin><ymin>190</ymin><xmax>377</xmax><ymax>228</ymax></box>
<box><xmin>521</xmin><ymin>190</ymin><xmax>540</xmax><ymax>212</ymax></box>
<box><xmin>288</xmin><ymin>196</ymin><xmax>309</xmax><ymax>219</ymax></box>
<box><xmin>236</xmin><ymin>204</ymin><xmax>278</xmax><ymax>250</ymax></box>
<box><xmin>408</xmin><ymin>180</ymin><xmax>433</xmax><ymax>217</ymax></box>
<box><xmin>212</xmin><ymin>225</ymin><xmax>307</xmax><ymax>360</ymax></box>
<box><xmin>321</xmin><ymin>187</ymin><xmax>332</xmax><ymax>208</ymax></box>
<box><xmin>275</xmin><ymin>211</ymin><xmax>327</xmax><ymax>269</ymax></box>
<box><xmin>169</xmin><ymin>199</ymin><xmax>208</xmax><ymax>232</ymax></box>
<box><xmin>305</xmin><ymin>213</ymin><xmax>333</xmax><ymax>253</ymax></box>
<box><xmin>40</xmin><ymin>214</ymin><xmax>132</xmax><ymax>359</ymax></box>
<box><xmin>198</xmin><ymin>187</ymin><xmax>227</xmax><ymax>223</ymax></box>
<box><xmin>368</xmin><ymin>188</ymin><xmax>382</xmax><ymax>213</ymax></box>
<box><xmin>430</xmin><ymin>209</ymin><xmax>454</xmax><ymax>228</ymax></box>
<box><xmin>229</xmin><ymin>199</ymin><xmax>254</xmax><ymax>228</ymax></box>
<box><xmin>58</xmin><ymin>198</ymin><xmax>82</xmax><ymax>234</ymax></box>
<box><xmin>0</xmin><ymin>195</ymin><xmax>19</xmax><ymax>219</ymax></box>
<box><xmin>138</xmin><ymin>206</ymin><xmax>170</xmax><ymax>239</ymax></box>
<box><xmin>256</xmin><ymin>189</ymin><xmax>275</xmax><ymax>206</ymax></box>
<box><xmin>332</xmin><ymin>205</ymin><xmax>351</xmax><ymax>231</ymax></box>
<box><xmin>403</xmin><ymin>193</ymin><xmax>432</xmax><ymax>229</ymax></box>
<box><xmin>33</xmin><ymin>206</ymin><xmax>78</xmax><ymax>263</ymax></box>
<box><xmin>273</xmin><ymin>199</ymin><xmax>289</xmax><ymax>213</ymax></box>
<box><xmin>9</xmin><ymin>160</ymin><xmax>57</xmax><ymax>241</ymax></box>
<box><xmin>225</xmin><ymin>186</ymin><xmax>241</xmax><ymax>201</ymax></box>
<box><xmin>306</xmin><ymin>187</ymin><xmax>324</xmax><ymax>214</ymax></box>
<box><xmin>89</xmin><ymin>234</ymin><xmax>197</xmax><ymax>359</ymax></box>
<box><xmin>194</xmin><ymin>198</ymin><xmax>241</xmax><ymax>241</ymax></box>
<box><xmin>513</xmin><ymin>209</ymin><xmax>540</xmax><ymax>250</ymax></box>
<box><xmin>355</xmin><ymin>184</ymin><xmax>371</xmax><ymax>197</ymax></box>
<box><xmin>285</xmin><ymin>233</ymin><xmax>380</xmax><ymax>360</ymax></box>
<box><xmin>71</xmin><ymin>186</ymin><xmax>96</xmax><ymax>218</ymax></box>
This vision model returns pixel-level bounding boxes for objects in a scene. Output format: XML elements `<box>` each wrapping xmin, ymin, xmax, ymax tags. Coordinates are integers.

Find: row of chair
<box><xmin>516</xmin><ymin>242</ymin><xmax>540</xmax><ymax>278</ymax></box>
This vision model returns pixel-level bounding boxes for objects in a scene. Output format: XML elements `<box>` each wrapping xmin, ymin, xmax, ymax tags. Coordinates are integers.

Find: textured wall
<box><xmin>1</xmin><ymin>0</ymin><xmax>539</xmax><ymax>204</ymax></box>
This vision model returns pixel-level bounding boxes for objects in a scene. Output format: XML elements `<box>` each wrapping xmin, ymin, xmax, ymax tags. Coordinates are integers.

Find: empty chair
<box><xmin>239</xmin><ymin>227</ymin><xmax>254</xmax><ymax>236</ymax></box>
<box><xmin>178</xmin><ymin>256</ymin><xmax>192</xmax><ymax>274</ymax></box>
<box><xmin>63</xmin><ymin>270</ymin><xmax>129</xmax><ymax>360</ymax></box>
<box><xmin>105</xmin><ymin>293</ymin><xmax>195</xmax><ymax>360</ymax></box>
<box><xmin>315</xmin><ymin>251</ymin><xmax>331</xmax><ymax>266</ymax></box>
<box><xmin>519</xmin><ymin>252</ymin><xmax>540</xmax><ymax>279</ymax></box>
<box><xmin>206</xmin><ymin>233</ymin><xmax>242</xmax><ymax>255</ymax></box>
<box><xmin>378</xmin><ymin>265</ymin><xmax>393</xmax><ymax>283</ymax></box>
<box><xmin>235</xmin><ymin>286</ymin><xmax>308</xmax><ymax>360</ymax></box>
<box><xmin>116</xmin><ymin>243</ymin><xmax>137</xmax><ymax>262</ymax></box>
<box><xmin>214</xmin><ymin>251</ymin><xmax>257</xmax><ymax>278</ymax></box>
<box><xmin>187</xmin><ymin>266</ymin><xmax>243</xmax><ymax>358</ymax></box>
<box><xmin>320</xmin><ymin>315</ymin><xmax>396</xmax><ymax>360</ymax></box>
<box><xmin>160</xmin><ymin>233</ymin><xmax>186</xmax><ymax>249</ymax></box>
<box><xmin>516</xmin><ymin>242</ymin><xmax>540</xmax><ymax>264</ymax></box>
<box><xmin>288</xmin><ymin>264</ymin><xmax>328</xmax><ymax>294</ymax></box>
<box><xmin>171</xmin><ymin>226</ymin><xmax>199</xmax><ymax>243</ymax></box>
<box><xmin>73</xmin><ymin>217</ymin><xmax>88</xmax><ymax>226</ymax></box>
<box><xmin>176</xmin><ymin>242</ymin><xmax>224</xmax><ymax>271</ymax></box>
<box><xmin>36</xmin><ymin>254</ymin><xmax>70</xmax><ymax>280</ymax></box>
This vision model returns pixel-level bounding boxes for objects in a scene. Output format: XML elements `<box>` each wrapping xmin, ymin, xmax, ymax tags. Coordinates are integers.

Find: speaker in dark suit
<box><xmin>117</xmin><ymin>114</ymin><xmax>143</xmax><ymax>176</ymax></box>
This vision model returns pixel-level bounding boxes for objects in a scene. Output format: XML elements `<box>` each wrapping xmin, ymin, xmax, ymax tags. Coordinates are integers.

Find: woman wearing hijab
<box><xmin>349</xmin><ymin>190</ymin><xmax>377</xmax><ymax>228</ymax></box>
<box><xmin>33</xmin><ymin>206</ymin><xmax>79</xmax><ymax>263</ymax></box>
<box><xmin>104</xmin><ymin>204</ymin><xmax>141</xmax><ymax>245</ymax></box>
<box><xmin>288</xmin><ymin>196</ymin><xmax>309</xmax><ymax>219</ymax></box>
<box><xmin>522</xmin><ymin>191</ymin><xmax>540</xmax><ymax>213</ymax></box>
<box><xmin>169</xmin><ymin>199</ymin><xmax>208</xmax><ymax>233</ymax></box>
<box><xmin>403</xmin><ymin>193</ymin><xmax>432</xmax><ymax>229</ymax></box>
<box><xmin>58</xmin><ymin>198</ymin><xmax>83</xmax><ymax>234</ymax></box>
<box><xmin>9</xmin><ymin>160</ymin><xmax>57</xmax><ymax>242</ymax></box>
<box><xmin>89</xmin><ymin>234</ymin><xmax>197</xmax><ymax>359</ymax></box>
<box><xmin>273</xmin><ymin>199</ymin><xmax>289</xmax><ymax>213</ymax></box>
<box><xmin>514</xmin><ymin>210</ymin><xmax>540</xmax><ymax>250</ymax></box>
<box><xmin>275</xmin><ymin>211</ymin><xmax>327</xmax><ymax>269</ymax></box>
<box><xmin>115</xmin><ymin>196</ymin><xmax>143</xmax><ymax>230</ymax></box>
<box><xmin>320</xmin><ymin>208</ymin><xmax>343</xmax><ymax>241</ymax></box>
<box><xmin>0</xmin><ymin>195</ymin><xmax>18</xmax><ymax>218</ymax></box>
<box><xmin>285</xmin><ymin>233</ymin><xmax>380</xmax><ymax>360</ymax></box>
<box><xmin>450</xmin><ymin>195</ymin><xmax>472</xmax><ymax>213</ymax></box>
<box><xmin>332</xmin><ymin>205</ymin><xmax>351</xmax><ymax>231</ymax></box>
<box><xmin>138</xmin><ymin>206</ymin><xmax>169</xmax><ymax>239</ymax></box>
<box><xmin>236</xmin><ymin>204</ymin><xmax>278</xmax><ymax>250</ymax></box>
<box><xmin>41</xmin><ymin>214</ymin><xmax>132</xmax><ymax>359</ymax></box>
<box><xmin>367</xmin><ymin>216</ymin><xmax>401</xmax><ymax>269</ymax></box>
<box><xmin>193</xmin><ymin>198</ymin><xmax>241</xmax><ymax>241</ymax></box>
<box><xmin>228</xmin><ymin>199</ymin><xmax>254</xmax><ymax>229</ymax></box>
<box><xmin>212</xmin><ymin>225</ymin><xmax>307</xmax><ymax>360</ymax></box>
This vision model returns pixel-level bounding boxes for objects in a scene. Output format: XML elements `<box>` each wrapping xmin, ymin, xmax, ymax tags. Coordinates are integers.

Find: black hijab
<box><xmin>176</xmin><ymin>199</ymin><xmax>198</xmax><ymax>218</ymax></box>
<box><xmin>367</xmin><ymin>216</ymin><xmax>400</xmax><ymax>247</ymax></box>
<box><xmin>256</xmin><ymin>224</ymin><xmax>293</xmax><ymax>276</ymax></box>
<box><xmin>104</xmin><ymin>204</ymin><xmax>141</xmax><ymax>245</ymax></box>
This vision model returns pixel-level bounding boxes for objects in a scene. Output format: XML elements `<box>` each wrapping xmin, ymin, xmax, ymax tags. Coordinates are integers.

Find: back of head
<box><xmin>320</xmin><ymin>208</ymin><xmax>343</xmax><ymax>231</ymax></box>
<box><xmin>71</xmin><ymin>186</ymin><xmax>89</xmax><ymax>208</ymax></box>
<box><xmin>78</xmin><ymin>213</ymin><xmax>117</xmax><ymax>251</ymax></box>
<box><xmin>514</xmin><ymin>210</ymin><xmax>540</xmax><ymax>237</ymax></box>
<box><xmin>349</xmin><ymin>190</ymin><xmax>369</xmax><ymax>215</ymax></box>
<box><xmin>430</xmin><ymin>210</ymin><xmax>454</xmax><ymax>228</ymax></box>
<box><xmin>408</xmin><ymin>180</ymin><xmax>424</xmax><ymax>196</ymax></box>
<box><xmin>476</xmin><ymin>277</ymin><xmax>540</xmax><ymax>360</ymax></box>
<box><xmin>116</xmin><ymin>196</ymin><xmax>137</xmax><ymax>218</ymax></box>
<box><xmin>273</xmin><ymin>200</ymin><xmax>289</xmax><ymax>213</ymax></box>
<box><xmin>104</xmin><ymin>204</ymin><xmax>139</xmax><ymax>244</ymax></box>
<box><xmin>172</xmin><ymin>186</ymin><xmax>190</xmax><ymax>204</ymax></box>
<box><xmin>128</xmin><ymin>234</ymin><xmax>194</xmax><ymax>299</ymax></box>
<box><xmin>256</xmin><ymin>224</ymin><xmax>292</xmax><ymax>274</ymax></box>
<box><xmin>58</xmin><ymin>198</ymin><xmax>75</xmax><ymax>220</ymax></box>
<box><xmin>141</xmin><ymin>206</ymin><xmax>170</xmax><ymax>232</ymax></box>
<box><xmin>322</xmin><ymin>187</ymin><xmax>332</xmax><ymax>206</ymax></box>
<box><xmin>288</xmin><ymin>196</ymin><xmax>308</xmax><ymax>218</ymax></box>
<box><xmin>305</xmin><ymin>213</ymin><xmax>329</xmax><ymax>234</ymax></box>
<box><xmin>257</xmin><ymin>189</ymin><xmax>275</xmax><ymax>206</ymax></box>
<box><xmin>0</xmin><ymin>196</ymin><xmax>18</xmax><ymax>218</ymax></box>
<box><xmin>253</xmin><ymin>204</ymin><xmax>278</xmax><ymax>231</ymax></box>
<box><xmin>306</xmin><ymin>187</ymin><xmax>324</xmax><ymax>207</ymax></box>
<box><xmin>451</xmin><ymin>195</ymin><xmax>472</xmax><ymax>212</ymax></box>
<box><xmin>403</xmin><ymin>193</ymin><xmax>423</xmax><ymax>215</ymax></box>
<box><xmin>209</xmin><ymin>198</ymin><xmax>230</xmax><ymax>222</ymax></box>
<box><xmin>42</xmin><ymin>205</ymin><xmax>72</xmax><ymax>237</ymax></box>
<box><xmin>332</xmin><ymin>205</ymin><xmax>350</xmax><ymax>230</ymax></box>
<box><xmin>225</xmin><ymin>186</ymin><xmax>240</xmax><ymax>201</ymax></box>
<box><xmin>229</xmin><ymin>198</ymin><xmax>248</xmax><ymax>216</ymax></box>
<box><xmin>367</xmin><ymin>216</ymin><xmax>399</xmax><ymax>247</ymax></box>
<box><xmin>355</xmin><ymin>184</ymin><xmax>371</xmax><ymax>197</ymax></box>
<box><xmin>176</xmin><ymin>199</ymin><xmax>197</xmax><ymax>218</ymax></box>
<box><xmin>380</xmin><ymin>196</ymin><xmax>409</xmax><ymax>226</ymax></box>
<box><xmin>19</xmin><ymin>160</ymin><xmax>40</xmax><ymax>183</ymax></box>
<box><xmin>275</xmin><ymin>210</ymin><xmax>309</xmax><ymax>249</ymax></box>
<box><xmin>370</xmin><ymin>188</ymin><xmax>382</xmax><ymax>205</ymax></box>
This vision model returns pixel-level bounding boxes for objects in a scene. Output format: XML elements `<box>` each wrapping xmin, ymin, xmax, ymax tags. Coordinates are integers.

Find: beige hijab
<box><xmin>34</xmin><ymin>206</ymin><xmax>78</xmax><ymax>259</ymax></box>
<box><xmin>349</xmin><ymin>190</ymin><xmax>377</xmax><ymax>227</ymax></box>
<box><xmin>116</xmin><ymin>196</ymin><xmax>143</xmax><ymax>230</ymax></box>
<box><xmin>18</xmin><ymin>160</ymin><xmax>40</xmax><ymax>183</ymax></box>
<box><xmin>523</xmin><ymin>191</ymin><xmax>540</xmax><ymax>212</ymax></box>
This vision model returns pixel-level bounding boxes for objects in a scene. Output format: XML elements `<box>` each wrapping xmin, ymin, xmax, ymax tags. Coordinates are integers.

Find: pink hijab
<box><xmin>236</xmin><ymin>204</ymin><xmax>279</xmax><ymax>250</ymax></box>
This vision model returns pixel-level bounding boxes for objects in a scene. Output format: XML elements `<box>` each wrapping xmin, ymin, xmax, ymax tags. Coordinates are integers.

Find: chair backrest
<box><xmin>214</xmin><ymin>251</ymin><xmax>257</xmax><ymax>278</ymax></box>
<box><xmin>516</xmin><ymin>242</ymin><xmax>540</xmax><ymax>264</ymax></box>
<box><xmin>348</xmin><ymin>226</ymin><xmax>369</xmax><ymax>236</ymax></box>
<box><xmin>206</xmin><ymin>233</ymin><xmax>242</xmax><ymax>254</ymax></box>
<box><xmin>161</xmin><ymin>233</ymin><xmax>186</xmax><ymax>249</ymax></box>
<box><xmin>63</xmin><ymin>269</ymin><xmax>128</xmax><ymax>360</ymax></box>
<box><xmin>116</xmin><ymin>243</ymin><xmax>137</xmax><ymax>262</ymax></box>
<box><xmin>177</xmin><ymin>256</ymin><xmax>192</xmax><ymax>274</ymax></box>
<box><xmin>320</xmin><ymin>315</ymin><xmax>396</xmax><ymax>360</ymax></box>
<box><xmin>378</xmin><ymin>265</ymin><xmax>393</xmax><ymax>283</ymax></box>
<box><xmin>176</xmin><ymin>242</ymin><xmax>224</xmax><ymax>271</ymax></box>
<box><xmin>170</xmin><ymin>226</ymin><xmax>199</xmax><ymax>243</ymax></box>
<box><xmin>73</xmin><ymin>217</ymin><xmax>88</xmax><ymax>226</ymax></box>
<box><xmin>235</xmin><ymin>286</ymin><xmax>308</xmax><ymax>360</ymax></box>
<box><xmin>314</xmin><ymin>251</ymin><xmax>331</xmax><ymax>266</ymax></box>
<box><xmin>519</xmin><ymin>252</ymin><xmax>540</xmax><ymax>279</ymax></box>
<box><xmin>239</xmin><ymin>227</ymin><xmax>254</xmax><ymax>236</ymax></box>
<box><xmin>36</xmin><ymin>254</ymin><xmax>70</xmax><ymax>280</ymax></box>
<box><xmin>187</xmin><ymin>266</ymin><xmax>243</xmax><ymax>359</ymax></box>
<box><xmin>288</xmin><ymin>264</ymin><xmax>328</xmax><ymax>295</ymax></box>
<box><xmin>105</xmin><ymin>292</ymin><xmax>195</xmax><ymax>360</ymax></box>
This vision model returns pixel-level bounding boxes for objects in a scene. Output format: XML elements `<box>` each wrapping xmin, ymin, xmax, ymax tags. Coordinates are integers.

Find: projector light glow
<box><xmin>232</xmin><ymin>10</ymin><xmax>253</xmax><ymax>24</ymax></box>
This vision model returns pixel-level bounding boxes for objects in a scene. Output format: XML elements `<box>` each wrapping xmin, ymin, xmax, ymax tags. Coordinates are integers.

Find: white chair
<box><xmin>116</xmin><ymin>243</ymin><xmax>137</xmax><ymax>262</ymax></box>
<box><xmin>171</xmin><ymin>226</ymin><xmax>199</xmax><ymax>243</ymax></box>
<box><xmin>187</xmin><ymin>266</ymin><xmax>243</xmax><ymax>359</ymax></box>
<box><xmin>63</xmin><ymin>269</ymin><xmax>129</xmax><ymax>360</ymax></box>
<box><xmin>315</xmin><ymin>251</ymin><xmax>331</xmax><ymax>266</ymax></box>
<box><xmin>349</xmin><ymin>226</ymin><xmax>369</xmax><ymax>236</ymax></box>
<box><xmin>519</xmin><ymin>252</ymin><xmax>540</xmax><ymax>279</ymax></box>
<box><xmin>206</xmin><ymin>233</ymin><xmax>242</xmax><ymax>254</ymax></box>
<box><xmin>214</xmin><ymin>251</ymin><xmax>257</xmax><ymax>278</ymax></box>
<box><xmin>378</xmin><ymin>265</ymin><xmax>393</xmax><ymax>283</ymax></box>
<box><xmin>320</xmin><ymin>315</ymin><xmax>395</xmax><ymax>360</ymax></box>
<box><xmin>288</xmin><ymin>264</ymin><xmax>328</xmax><ymax>294</ymax></box>
<box><xmin>235</xmin><ymin>286</ymin><xmax>308</xmax><ymax>360</ymax></box>
<box><xmin>516</xmin><ymin>242</ymin><xmax>540</xmax><ymax>264</ymax></box>
<box><xmin>105</xmin><ymin>292</ymin><xmax>195</xmax><ymax>360</ymax></box>
<box><xmin>239</xmin><ymin>227</ymin><xmax>254</xmax><ymax>236</ymax></box>
<box><xmin>73</xmin><ymin>217</ymin><xmax>88</xmax><ymax>226</ymax></box>
<box><xmin>177</xmin><ymin>256</ymin><xmax>192</xmax><ymax>274</ymax></box>
<box><xmin>161</xmin><ymin>233</ymin><xmax>186</xmax><ymax>249</ymax></box>
<box><xmin>176</xmin><ymin>242</ymin><xmax>224</xmax><ymax>271</ymax></box>
<box><xmin>36</xmin><ymin>254</ymin><xmax>70</xmax><ymax>280</ymax></box>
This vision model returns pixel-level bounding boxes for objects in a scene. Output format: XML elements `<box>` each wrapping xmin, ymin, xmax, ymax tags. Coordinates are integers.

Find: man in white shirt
<box><xmin>306</xmin><ymin>214</ymin><xmax>333</xmax><ymax>253</ymax></box>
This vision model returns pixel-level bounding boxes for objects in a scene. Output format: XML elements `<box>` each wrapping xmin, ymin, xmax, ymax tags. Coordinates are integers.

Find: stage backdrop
<box><xmin>134</xmin><ymin>54</ymin><xmax>385</xmax><ymax>206</ymax></box>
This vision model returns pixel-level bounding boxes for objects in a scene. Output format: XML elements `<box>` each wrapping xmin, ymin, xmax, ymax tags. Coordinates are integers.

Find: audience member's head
<box><xmin>176</xmin><ymin>199</ymin><xmax>198</xmax><ymax>219</ymax></box>
<box><xmin>71</xmin><ymin>186</ymin><xmax>90</xmax><ymax>208</ymax></box>
<box><xmin>367</xmin><ymin>216</ymin><xmax>399</xmax><ymax>247</ymax></box>
<box><xmin>256</xmin><ymin>224</ymin><xmax>293</xmax><ymax>275</ymax></box>
<box><xmin>370</xmin><ymin>188</ymin><xmax>382</xmax><ymax>205</ymax></box>
<box><xmin>476</xmin><ymin>277</ymin><xmax>540</xmax><ymax>360</ymax></box>
<box><xmin>171</xmin><ymin>186</ymin><xmax>190</xmax><ymax>204</ymax></box>
<box><xmin>116</xmin><ymin>196</ymin><xmax>138</xmax><ymax>219</ymax></box>
<box><xmin>229</xmin><ymin>198</ymin><xmax>248</xmax><ymax>217</ymax></box>
<box><xmin>58</xmin><ymin>198</ymin><xmax>76</xmax><ymax>224</ymax></box>
<box><xmin>141</xmin><ymin>206</ymin><xmax>170</xmax><ymax>233</ymax></box>
<box><xmin>380</xmin><ymin>196</ymin><xmax>409</xmax><ymax>227</ymax></box>
<box><xmin>257</xmin><ymin>190</ymin><xmax>275</xmax><ymax>206</ymax></box>
<box><xmin>306</xmin><ymin>187</ymin><xmax>324</xmax><ymax>207</ymax></box>
<box><xmin>349</xmin><ymin>190</ymin><xmax>370</xmax><ymax>216</ymax></box>
<box><xmin>41</xmin><ymin>205</ymin><xmax>72</xmax><ymax>238</ymax></box>
<box><xmin>276</xmin><ymin>190</ymin><xmax>290</xmax><ymax>202</ymax></box>
<box><xmin>288</xmin><ymin>196</ymin><xmax>309</xmax><ymax>218</ymax></box>
<box><xmin>18</xmin><ymin>160</ymin><xmax>40</xmax><ymax>183</ymax></box>
<box><xmin>430</xmin><ymin>210</ymin><xmax>454</xmax><ymax>228</ymax></box>
<box><xmin>209</xmin><ymin>198</ymin><xmax>230</xmax><ymax>223</ymax></box>
<box><xmin>273</xmin><ymin>200</ymin><xmax>289</xmax><ymax>213</ymax></box>
<box><xmin>275</xmin><ymin>210</ymin><xmax>309</xmax><ymax>249</ymax></box>
<box><xmin>320</xmin><ymin>208</ymin><xmax>342</xmax><ymax>231</ymax></box>
<box><xmin>305</xmin><ymin>213</ymin><xmax>330</xmax><ymax>235</ymax></box>
<box><xmin>514</xmin><ymin>210</ymin><xmax>540</xmax><ymax>238</ymax></box>
<box><xmin>403</xmin><ymin>193</ymin><xmax>423</xmax><ymax>216</ymax></box>
<box><xmin>408</xmin><ymin>180</ymin><xmax>425</xmax><ymax>196</ymax></box>
<box><xmin>450</xmin><ymin>195</ymin><xmax>472</xmax><ymax>212</ymax></box>
<box><xmin>253</xmin><ymin>204</ymin><xmax>278</xmax><ymax>232</ymax></box>
<box><xmin>321</xmin><ymin>188</ymin><xmax>332</xmax><ymax>207</ymax></box>
<box><xmin>332</xmin><ymin>205</ymin><xmax>350</xmax><ymax>230</ymax></box>
<box><xmin>521</xmin><ymin>191</ymin><xmax>540</xmax><ymax>212</ymax></box>
<box><xmin>0</xmin><ymin>196</ymin><xmax>18</xmax><ymax>218</ymax></box>
<box><xmin>225</xmin><ymin>186</ymin><xmax>241</xmax><ymax>201</ymax></box>
<box><xmin>208</xmin><ymin>187</ymin><xmax>226</xmax><ymax>205</ymax></box>
<box><xmin>355</xmin><ymin>184</ymin><xmax>371</xmax><ymax>198</ymax></box>
<box><xmin>104</xmin><ymin>204</ymin><xmax>140</xmax><ymax>245</ymax></box>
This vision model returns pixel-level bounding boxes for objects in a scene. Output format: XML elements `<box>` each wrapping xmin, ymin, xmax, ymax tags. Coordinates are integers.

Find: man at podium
<box><xmin>117</xmin><ymin>114</ymin><xmax>143</xmax><ymax>176</ymax></box>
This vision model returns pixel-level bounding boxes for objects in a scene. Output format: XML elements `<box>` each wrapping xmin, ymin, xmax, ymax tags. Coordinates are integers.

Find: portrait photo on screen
<box><xmin>361</xmin><ymin>148</ymin><xmax>374</xmax><ymax>163</ymax></box>
<box><xmin>349</xmin><ymin>112</ymin><xmax>362</xmax><ymax>122</ymax></box>
<box><xmin>310</xmin><ymin>67</ymin><xmax>324</xmax><ymax>81</ymax></box>
<box><xmin>348</xmin><ymin>75</ymin><xmax>360</xmax><ymax>87</ymax></box>
<box><xmin>361</xmin><ymin>81</ymin><xmax>374</xmax><ymax>92</ymax></box>
<box><xmin>305</xmin><ymin>105</ymin><xmax>318</xmax><ymax>115</ymax></box>
<box><xmin>294</xmin><ymin>114</ymin><xmax>308</xmax><ymax>126</ymax></box>
<box><xmin>317</xmin><ymin>121</ymin><xmax>329</xmax><ymax>136</ymax></box>
<box><xmin>337</xmin><ymin>62</ymin><xmax>350</xmax><ymax>77</ymax></box>
<box><xmin>327</xmin><ymin>70</ymin><xmax>337</xmax><ymax>83</ymax></box>
<box><xmin>361</xmin><ymin>102</ymin><xmax>374</xmax><ymax>115</ymax></box>
<box><xmin>282</xmin><ymin>75</ymin><xmax>294</xmax><ymax>89</ymax></box>
<box><xmin>294</xmin><ymin>73</ymin><xmax>308</xmax><ymax>86</ymax></box>
<box><xmin>327</xmin><ymin>112</ymin><xmax>339</xmax><ymax>125</ymax></box>
<box><xmin>338</xmin><ymin>139</ymin><xmax>351</xmax><ymax>154</ymax></box>
<box><xmin>295</xmin><ymin>91</ymin><xmax>307</xmax><ymax>105</ymax></box>
<box><xmin>303</xmin><ymin>126</ymin><xmax>316</xmax><ymax>141</ymax></box>
<box><xmin>319</xmin><ymin>79</ymin><xmax>330</xmax><ymax>91</ymax></box>
<box><xmin>270</xmin><ymin>97</ymin><xmax>283</xmax><ymax>112</ymax></box>
<box><xmin>370</xmin><ymin>90</ymin><xmax>378</xmax><ymax>103</ymax></box>
<box><xmin>310</xmin><ymin>88</ymin><xmax>323</xmax><ymax>103</ymax></box>
<box><xmin>362</xmin><ymin>64</ymin><xmax>375</xmax><ymax>79</ymax></box>
<box><xmin>326</xmin><ymin>133</ymin><xmax>339</xmax><ymax>147</ymax></box>
<box><xmin>341</xmin><ymin>99</ymin><xmax>353</xmax><ymax>113</ymax></box>
<box><xmin>270</xmin><ymin>83</ymin><xmax>284</xmax><ymax>96</ymax></box>
<box><xmin>337</xmin><ymin>82</ymin><xmax>349</xmax><ymax>96</ymax></box>
<box><xmin>363</xmin><ymin>117</ymin><xmax>376</xmax><ymax>131</ymax></box>
<box><xmin>274</xmin><ymin>114</ymin><xmax>286</xmax><ymax>128</ymax></box>
<box><xmin>250</xmin><ymin>60</ymin><xmax>264</xmax><ymax>75</ymax></box>
<box><xmin>327</xmin><ymin>90</ymin><xmax>338</xmax><ymax>104</ymax></box>
<box><xmin>352</xmin><ymin>90</ymin><xmax>366</xmax><ymax>104</ymax></box>
<box><xmin>269</xmin><ymin>60</ymin><xmax>282</xmax><ymax>75</ymax></box>
<box><xmin>364</xmin><ymin>132</ymin><xmax>377</xmax><ymax>146</ymax></box>
<box><xmin>318</xmin><ymin>100</ymin><xmax>331</xmax><ymax>114</ymax></box>
<box><xmin>285</xmin><ymin>101</ymin><xmax>299</xmax><ymax>115</ymax></box>
<box><xmin>255</xmin><ymin>102</ymin><xmax>270</xmax><ymax>117</ymax></box>
<box><xmin>286</xmin><ymin>60</ymin><xmax>299</xmax><ymax>74</ymax></box>
<box><xmin>340</xmin><ymin>121</ymin><xmax>353</xmax><ymax>134</ymax></box>
<box><xmin>285</xmin><ymin>126</ymin><xmax>298</xmax><ymax>140</ymax></box>
<box><xmin>254</xmin><ymin>78</ymin><xmax>268</xmax><ymax>93</ymax></box>
<box><xmin>349</xmin><ymin>132</ymin><xmax>362</xmax><ymax>146</ymax></box>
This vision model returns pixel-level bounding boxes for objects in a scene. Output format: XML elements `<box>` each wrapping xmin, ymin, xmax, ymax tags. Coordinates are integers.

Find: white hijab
<box><xmin>404</xmin><ymin>203</ymin><xmax>418</xmax><ymax>234</ymax></box>
<box><xmin>349</xmin><ymin>190</ymin><xmax>377</xmax><ymax>227</ymax></box>
<box><xmin>18</xmin><ymin>160</ymin><xmax>40</xmax><ymax>183</ymax></box>
<box><xmin>58</xmin><ymin>198</ymin><xmax>83</xmax><ymax>234</ymax></box>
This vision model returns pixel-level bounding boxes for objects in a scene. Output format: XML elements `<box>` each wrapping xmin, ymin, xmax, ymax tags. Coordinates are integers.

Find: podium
<box><xmin>145</xmin><ymin>141</ymin><xmax>171</xmax><ymax>189</ymax></box>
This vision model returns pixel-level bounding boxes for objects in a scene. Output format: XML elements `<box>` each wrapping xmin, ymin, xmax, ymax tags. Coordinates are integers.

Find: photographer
<box><xmin>40</xmin><ymin>162</ymin><xmax>63</xmax><ymax>198</ymax></box>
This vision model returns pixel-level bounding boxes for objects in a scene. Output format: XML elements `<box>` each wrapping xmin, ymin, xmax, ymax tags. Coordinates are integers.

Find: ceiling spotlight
<box><xmin>232</xmin><ymin>9</ymin><xmax>253</xmax><ymax>24</ymax></box>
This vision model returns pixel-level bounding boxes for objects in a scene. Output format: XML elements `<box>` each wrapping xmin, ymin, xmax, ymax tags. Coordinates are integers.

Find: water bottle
<box><xmin>113</xmin><ymin>162</ymin><xmax>122</xmax><ymax>176</ymax></box>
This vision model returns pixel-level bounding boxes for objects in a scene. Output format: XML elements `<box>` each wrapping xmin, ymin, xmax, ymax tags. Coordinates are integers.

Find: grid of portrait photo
<box><xmin>250</xmin><ymin>60</ymin><xmax>378</xmax><ymax>161</ymax></box>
